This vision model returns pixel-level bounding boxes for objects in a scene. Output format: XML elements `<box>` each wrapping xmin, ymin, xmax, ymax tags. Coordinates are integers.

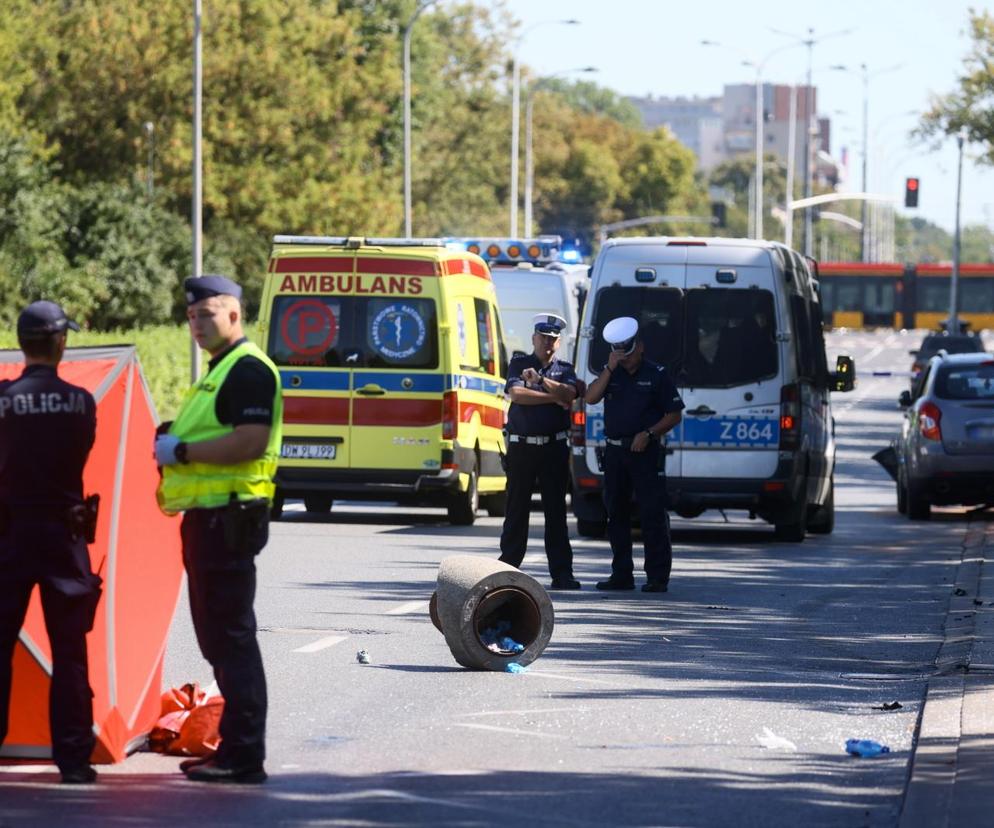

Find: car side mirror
<box><xmin>898</xmin><ymin>390</ymin><xmax>912</xmax><ymax>407</ymax></box>
<box><xmin>830</xmin><ymin>355</ymin><xmax>855</xmax><ymax>392</ymax></box>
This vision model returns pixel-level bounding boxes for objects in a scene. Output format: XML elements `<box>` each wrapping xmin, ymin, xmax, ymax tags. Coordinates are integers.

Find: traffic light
<box><xmin>904</xmin><ymin>177</ymin><xmax>920</xmax><ymax>208</ymax></box>
<box><xmin>711</xmin><ymin>201</ymin><xmax>727</xmax><ymax>229</ymax></box>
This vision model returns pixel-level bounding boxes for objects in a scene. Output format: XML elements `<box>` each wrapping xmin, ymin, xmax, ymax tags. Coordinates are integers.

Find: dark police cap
<box><xmin>17</xmin><ymin>300</ymin><xmax>80</xmax><ymax>338</ymax></box>
<box><xmin>184</xmin><ymin>274</ymin><xmax>243</xmax><ymax>305</ymax></box>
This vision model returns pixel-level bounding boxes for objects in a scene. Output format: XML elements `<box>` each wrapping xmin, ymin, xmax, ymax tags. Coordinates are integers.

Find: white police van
<box><xmin>570</xmin><ymin>236</ymin><xmax>854</xmax><ymax>541</ymax></box>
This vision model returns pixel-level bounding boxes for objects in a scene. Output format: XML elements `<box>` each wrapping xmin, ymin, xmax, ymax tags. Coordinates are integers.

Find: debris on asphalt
<box><xmin>505</xmin><ymin>662</ymin><xmax>528</xmax><ymax>674</ymax></box>
<box><xmin>872</xmin><ymin>701</ymin><xmax>903</xmax><ymax>711</ymax></box>
<box><xmin>755</xmin><ymin>727</ymin><xmax>797</xmax><ymax>752</ymax></box>
<box><xmin>954</xmin><ymin>587</ymin><xmax>968</xmax><ymax>596</ymax></box>
<box><xmin>845</xmin><ymin>738</ymin><xmax>891</xmax><ymax>757</ymax></box>
<box><xmin>356</xmin><ymin>649</ymin><xmax>370</xmax><ymax>664</ymax></box>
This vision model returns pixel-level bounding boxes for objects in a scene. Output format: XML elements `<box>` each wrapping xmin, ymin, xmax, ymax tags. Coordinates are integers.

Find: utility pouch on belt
<box><xmin>222</xmin><ymin>497</ymin><xmax>269</xmax><ymax>553</ymax></box>
<box><xmin>67</xmin><ymin>494</ymin><xmax>100</xmax><ymax>544</ymax></box>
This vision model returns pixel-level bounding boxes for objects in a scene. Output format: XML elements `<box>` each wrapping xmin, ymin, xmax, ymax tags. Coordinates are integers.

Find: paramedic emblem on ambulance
<box><xmin>371</xmin><ymin>304</ymin><xmax>426</xmax><ymax>359</ymax></box>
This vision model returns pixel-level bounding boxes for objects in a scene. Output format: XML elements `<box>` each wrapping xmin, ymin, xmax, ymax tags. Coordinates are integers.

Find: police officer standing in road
<box><xmin>155</xmin><ymin>276</ymin><xmax>282</xmax><ymax>784</ymax></box>
<box><xmin>498</xmin><ymin>313</ymin><xmax>580</xmax><ymax>589</ymax></box>
<box><xmin>0</xmin><ymin>301</ymin><xmax>101</xmax><ymax>784</ymax></box>
<box><xmin>584</xmin><ymin>317</ymin><xmax>684</xmax><ymax>592</ymax></box>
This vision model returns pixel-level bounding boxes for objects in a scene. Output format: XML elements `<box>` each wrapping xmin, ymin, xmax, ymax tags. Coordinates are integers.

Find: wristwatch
<box><xmin>175</xmin><ymin>441</ymin><xmax>190</xmax><ymax>464</ymax></box>
<box><xmin>644</xmin><ymin>430</ymin><xmax>655</xmax><ymax>441</ymax></box>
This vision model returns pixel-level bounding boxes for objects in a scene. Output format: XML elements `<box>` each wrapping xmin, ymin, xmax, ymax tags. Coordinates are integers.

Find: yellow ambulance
<box><xmin>256</xmin><ymin>236</ymin><xmax>508</xmax><ymax>524</ymax></box>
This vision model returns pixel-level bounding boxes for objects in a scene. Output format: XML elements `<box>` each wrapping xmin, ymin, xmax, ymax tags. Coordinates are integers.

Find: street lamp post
<box><xmin>830</xmin><ymin>62</ymin><xmax>902</xmax><ymax>261</ymax></box>
<box><xmin>524</xmin><ymin>67</ymin><xmax>598</xmax><ymax>237</ymax></box>
<box><xmin>403</xmin><ymin>0</ymin><xmax>439</xmax><ymax>239</ymax></box>
<box><xmin>950</xmin><ymin>129</ymin><xmax>968</xmax><ymax>331</ymax></box>
<box><xmin>700</xmin><ymin>40</ymin><xmax>801</xmax><ymax>240</ymax></box>
<box><xmin>191</xmin><ymin>0</ymin><xmax>203</xmax><ymax>382</ymax></box>
<box><xmin>143</xmin><ymin>121</ymin><xmax>155</xmax><ymax>199</ymax></box>
<box><xmin>509</xmin><ymin>19</ymin><xmax>579</xmax><ymax>237</ymax></box>
<box><xmin>771</xmin><ymin>27</ymin><xmax>853</xmax><ymax>256</ymax></box>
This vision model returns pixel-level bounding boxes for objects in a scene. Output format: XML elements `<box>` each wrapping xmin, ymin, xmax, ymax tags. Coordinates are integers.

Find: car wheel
<box><xmin>774</xmin><ymin>499</ymin><xmax>807</xmax><ymax>542</ymax></box>
<box><xmin>808</xmin><ymin>478</ymin><xmax>835</xmax><ymax>534</ymax></box>
<box><xmin>576</xmin><ymin>518</ymin><xmax>607</xmax><ymax>538</ymax></box>
<box><xmin>448</xmin><ymin>462</ymin><xmax>479</xmax><ymax>526</ymax></box>
<box><xmin>896</xmin><ymin>469</ymin><xmax>908</xmax><ymax>515</ymax></box>
<box><xmin>303</xmin><ymin>494</ymin><xmax>333</xmax><ymax>513</ymax></box>
<box><xmin>907</xmin><ymin>476</ymin><xmax>930</xmax><ymax>521</ymax></box>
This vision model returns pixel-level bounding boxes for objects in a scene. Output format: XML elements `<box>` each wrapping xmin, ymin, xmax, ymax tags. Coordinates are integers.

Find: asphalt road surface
<box><xmin>1</xmin><ymin>328</ymin><xmax>982</xmax><ymax>827</ymax></box>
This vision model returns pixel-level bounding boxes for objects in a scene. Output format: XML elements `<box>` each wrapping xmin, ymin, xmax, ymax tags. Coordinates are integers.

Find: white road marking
<box><xmin>523</xmin><ymin>670</ymin><xmax>622</xmax><ymax>686</ymax></box>
<box><xmin>385</xmin><ymin>600</ymin><xmax>428</xmax><ymax>615</ymax></box>
<box><xmin>454</xmin><ymin>723</ymin><xmax>569</xmax><ymax>740</ymax></box>
<box><xmin>755</xmin><ymin>727</ymin><xmax>798</xmax><ymax>752</ymax></box>
<box><xmin>293</xmin><ymin>634</ymin><xmax>348</xmax><ymax>653</ymax></box>
<box><xmin>459</xmin><ymin>707</ymin><xmax>589</xmax><ymax>718</ymax></box>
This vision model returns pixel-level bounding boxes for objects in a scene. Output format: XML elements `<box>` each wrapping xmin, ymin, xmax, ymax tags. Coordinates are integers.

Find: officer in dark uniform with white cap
<box><xmin>584</xmin><ymin>316</ymin><xmax>684</xmax><ymax>592</ymax></box>
<box><xmin>0</xmin><ymin>301</ymin><xmax>101</xmax><ymax>784</ymax></box>
<box><xmin>155</xmin><ymin>275</ymin><xmax>282</xmax><ymax>784</ymax></box>
<box><xmin>498</xmin><ymin>313</ymin><xmax>580</xmax><ymax>589</ymax></box>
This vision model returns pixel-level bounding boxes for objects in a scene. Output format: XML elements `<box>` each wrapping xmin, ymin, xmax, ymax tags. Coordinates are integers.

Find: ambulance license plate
<box><xmin>281</xmin><ymin>443</ymin><xmax>336</xmax><ymax>460</ymax></box>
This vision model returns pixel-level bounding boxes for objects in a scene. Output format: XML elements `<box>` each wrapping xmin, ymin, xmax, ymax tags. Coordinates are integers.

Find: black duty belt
<box><xmin>507</xmin><ymin>430</ymin><xmax>568</xmax><ymax>445</ymax></box>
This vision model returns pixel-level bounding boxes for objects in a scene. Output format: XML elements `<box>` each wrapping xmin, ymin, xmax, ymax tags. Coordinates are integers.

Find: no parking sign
<box><xmin>280</xmin><ymin>299</ymin><xmax>338</xmax><ymax>356</ymax></box>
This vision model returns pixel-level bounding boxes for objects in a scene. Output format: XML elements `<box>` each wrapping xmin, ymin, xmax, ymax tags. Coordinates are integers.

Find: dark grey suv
<box><xmin>895</xmin><ymin>351</ymin><xmax>994</xmax><ymax>519</ymax></box>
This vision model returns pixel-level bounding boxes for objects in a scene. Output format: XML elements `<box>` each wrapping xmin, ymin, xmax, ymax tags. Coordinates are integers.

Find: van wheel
<box><xmin>907</xmin><ymin>477</ymin><xmax>930</xmax><ymax>521</ymax></box>
<box><xmin>304</xmin><ymin>494</ymin><xmax>333</xmax><ymax>514</ymax></box>
<box><xmin>270</xmin><ymin>493</ymin><xmax>285</xmax><ymax>521</ymax></box>
<box><xmin>448</xmin><ymin>465</ymin><xmax>478</xmax><ymax>525</ymax></box>
<box><xmin>896</xmin><ymin>468</ymin><xmax>908</xmax><ymax>515</ymax></box>
<box><xmin>576</xmin><ymin>518</ymin><xmax>607</xmax><ymax>538</ymax></box>
<box><xmin>483</xmin><ymin>490</ymin><xmax>507</xmax><ymax>517</ymax></box>
<box><xmin>774</xmin><ymin>500</ymin><xmax>807</xmax><ymax>542</ymax></box>
<box><xmin>807</xmin><ymin>478</ymin><xmax>835</xmax><ymax>534</ymax></box>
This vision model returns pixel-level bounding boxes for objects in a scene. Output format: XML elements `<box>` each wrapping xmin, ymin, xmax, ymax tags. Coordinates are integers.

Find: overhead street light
<box><xmin>402</xmin><ymin>0</ymin><xmax>439</xmax><ymax>238</ymax></box>
<box><xmin>191</xmin><ymin>0</ymin><xmax>203</xmax><ymax>382</ymax></box>
<box><xmin>701</xmin><ymin>39</ymin><xmax>802</xmax><ymax>240</ymax></box>
<box><xmin>830</xmin><ymin>61</ymin><xmax>902</xmax><ymax>261</ymax></box>
<box><xmin>770</xmin><ymin>26</ymin><xmax>854</xmax><ymax>256</ymax></box>
<box><xmin>509</xmin><ymin>18</ymin><xmax>580</xmax><ymax>237</ymax></box>
<box><xmin>524</xmin><ymin>66</ymin><xmax>599</xmax><ymax>237</ymax></box>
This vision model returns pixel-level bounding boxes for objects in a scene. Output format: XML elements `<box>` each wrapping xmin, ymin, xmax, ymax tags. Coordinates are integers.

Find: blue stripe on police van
<box><xmin>280</xmin><ymin>370</ymin><xmax>350</xmax><ymax>391</ymax></box>
<box><xmin>446</xmin><ymin>374</ymin><xmax>504</xmax><ymax>395</ymax></box>
<box><xmin>682</xmin><ymin>416</ymin><xmax>779</xmax><ymax>447</ymax></box>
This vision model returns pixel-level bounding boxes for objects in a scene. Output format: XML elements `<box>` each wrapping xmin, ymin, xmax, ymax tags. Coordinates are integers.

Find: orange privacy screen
<box><xmin>0</xmin><ymin>346</ymin><xmax>184</xmax><ymax>763</ymax></box>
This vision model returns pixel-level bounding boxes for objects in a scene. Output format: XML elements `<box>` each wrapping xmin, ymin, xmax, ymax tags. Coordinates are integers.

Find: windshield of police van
<box><xmin>267</xmin><ymin>295</ymin><xmax>439</xmax><ymax>369</ymax></box>
<box><xmin>683</xmin><ymin>289</ymin><xmax>777</xmax><ymax>387</ymax></box>
<box><xmin>588</xmin><ymin>286</ymin><xmax>682</xmax><ymax>374</ymax></box>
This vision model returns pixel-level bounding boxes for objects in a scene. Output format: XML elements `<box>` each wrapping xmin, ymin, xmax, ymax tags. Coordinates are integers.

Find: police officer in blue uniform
<box><xmin>498</xmin><ymin>313</ymin><xmax>580</xmax><ymax>589</ymax></box>
<box><xmin>584</xmin><ymin>317</ymin><xmax>684</xmax><ymax>592</ymax></box>
<box><xmin>0</xmin><ymin>301</ymin><xmax>100</xmax><ymax>784</ymax></box>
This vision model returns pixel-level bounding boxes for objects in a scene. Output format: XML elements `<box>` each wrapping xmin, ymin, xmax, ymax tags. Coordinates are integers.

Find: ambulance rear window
<box><xmin>267</xmin><ymin>296</ymin><xmax>438</xmax><ymax>369</ymax></box>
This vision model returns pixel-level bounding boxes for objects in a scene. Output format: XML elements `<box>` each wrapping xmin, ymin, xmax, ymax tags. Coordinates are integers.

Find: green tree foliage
<box><xmin>917</xmin><ymin>10</ymin><xmax>994</xmax><ymax>162</ymax></box>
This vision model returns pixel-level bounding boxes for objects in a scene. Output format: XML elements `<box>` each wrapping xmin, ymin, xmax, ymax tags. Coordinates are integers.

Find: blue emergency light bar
<box><xmin>443</xmin><ymin>236</ymin><xmax>562</xmax><ymax>265</ymax></box>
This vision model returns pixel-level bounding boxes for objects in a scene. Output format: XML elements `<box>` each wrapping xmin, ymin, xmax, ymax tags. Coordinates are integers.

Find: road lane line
<box><xmin>454</xmin><ymin>722</ymin><xmax>569</xmax><ymax>740</ymax></box>
<box><xmin>460</xmin><ymin>706</ymin><xmax>589</xmax><ymax>717</ymax></box>
<box><xmin>293</xmin><ymin>634</ymin><xmax>348</xmax><ymax>653</ymax></box>
<box><xmin>385</xmin><ymin>600</ymin><xmax>428</xmax><ymax>615</ymax></box>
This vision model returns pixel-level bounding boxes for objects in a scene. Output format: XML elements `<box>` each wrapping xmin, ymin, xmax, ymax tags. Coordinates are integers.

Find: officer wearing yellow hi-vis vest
<box><xmin>155</xmin><ymin>275</ymin><xmax>282</xmax><ymax>785</ymax></box>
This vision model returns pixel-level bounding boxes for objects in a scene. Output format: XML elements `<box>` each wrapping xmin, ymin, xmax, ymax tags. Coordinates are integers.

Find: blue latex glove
<box><xmin>155</xmin><ymin>434</ymin><xmax>183</xmax><ymax>466</ymax></box>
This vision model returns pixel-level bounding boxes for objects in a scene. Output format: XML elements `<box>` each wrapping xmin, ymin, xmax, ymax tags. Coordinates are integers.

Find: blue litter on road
<box><xmin>845</xmin><ymin>738</ymin><xmax>891</xmax><ymax>757</ymax></box>
<box><xmin>505</xmin><ymin>662</ymin><xmax>528</xmax><ymax>674</ymax></box>
<box><xmin>481</xmin><ymin>621</ymin><xmax>525</xmax><ymax>654</ymax></box>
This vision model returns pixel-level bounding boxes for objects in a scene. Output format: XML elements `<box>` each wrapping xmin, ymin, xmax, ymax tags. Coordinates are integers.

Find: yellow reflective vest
<box><xmin>157</xmin><ymin>340</ymin><xmax>283</xmax><ymax>515</ymax></box>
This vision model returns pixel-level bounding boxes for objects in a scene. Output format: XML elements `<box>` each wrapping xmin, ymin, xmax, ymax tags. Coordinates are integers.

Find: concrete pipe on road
<box><xmin>429</xmin><ymin>555</ymin><xmax>554</xmax><ymax>670</ymax></box>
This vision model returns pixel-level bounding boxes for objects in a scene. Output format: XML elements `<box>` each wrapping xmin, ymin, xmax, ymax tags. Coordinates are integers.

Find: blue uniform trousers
<box><xmin>181</xmin><ymin>508</ymin><xmax>268</xmax><ymax>768</ymax></box>
<box><xmin>499</xmin><ymin>439</ymin><xmax>574</xmax><ymax>580</ymax></box>
<box><xmin>0</xmin><ymin>516</ymin><xmax>99</xmax><ymax>771</ymax></box>
<box><xmin>603</xmin><ymin>442</ymin><xmax>672</xmax><ymax>584</ymax></box>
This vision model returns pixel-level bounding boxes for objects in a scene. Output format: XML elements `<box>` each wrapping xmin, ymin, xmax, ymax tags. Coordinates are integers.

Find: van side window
<box><xmin>473</xmin><ymin>297</ymin><xmax>497</xmax><ymax>376</ymax></box>
<box><xmin>789</xmin><ymin>295</ymin><xmax>817</xmax><ymax>381</ymax></box>
<box><xmin>588</xmin><ymin>286</ymin><xmax>683</xmax><ymax>374</ymax></box>
<box><xmin>684</xmin><ymin>289</ymin><xmax>777</xmax><ymax>387</ymax></box>
<box><xmin>809</xmin><ymin>301</ymin><xmax>831</xmax><ymax>384</ymax></box>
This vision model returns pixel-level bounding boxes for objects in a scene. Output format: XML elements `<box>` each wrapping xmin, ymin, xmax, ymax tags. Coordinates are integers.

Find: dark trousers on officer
<box><xmin>499</xmin><ymin>438</ymin><xmax>573</xmax><ymax>580</ymax></box>
<box><xmin>181</xmin><ymin>508</ymin><xmax>268</xmax><ymax>768</ymax></box>
<box><xmin>0</xmin><ymin>517</ymin><xmax>98</xmax><ymax>772</ymax></box>
<box><xmin>603</xmin><ymin>441</ymin><xmax>672</xmax><ymax>584</ymax></box>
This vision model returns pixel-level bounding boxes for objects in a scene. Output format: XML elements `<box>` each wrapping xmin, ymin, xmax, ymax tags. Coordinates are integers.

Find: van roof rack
<box><xmin>272</xmin><ymin>235</ymin><xmax>445</xmax><ymax>247</ymax></box>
